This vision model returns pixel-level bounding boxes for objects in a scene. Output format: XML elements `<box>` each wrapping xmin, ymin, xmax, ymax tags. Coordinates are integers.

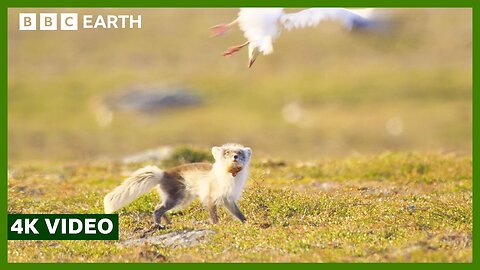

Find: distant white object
<box><xmin>385</xmin><ymin>117</ymin><xmax>404</xmax><ymax>137</ymax></box>
<box><xmin>212</xmin><ymin>8</ymin><xmax>380</xmax><ymax>67</ymax></box>
<box><xmin>282</xmin><ymin>101</ymin><xmax>304</xmax><ymax>125</ymax></box>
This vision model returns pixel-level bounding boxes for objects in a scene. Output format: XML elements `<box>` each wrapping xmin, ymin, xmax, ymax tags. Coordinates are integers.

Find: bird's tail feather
<box><xmin>104</xmin><ymin>165</ymin><xmax>164</xmax><ymax>214</ymax></box>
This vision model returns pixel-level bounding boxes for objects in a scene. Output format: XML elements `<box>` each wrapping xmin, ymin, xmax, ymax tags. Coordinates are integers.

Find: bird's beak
<box><xmin>248</xmin><ymin>58</ymin><xmax>256</xmax><ymax>68</ymax></box>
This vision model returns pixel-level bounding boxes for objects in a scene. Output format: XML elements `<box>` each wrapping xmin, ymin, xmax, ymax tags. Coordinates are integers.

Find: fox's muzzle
<box><xmin>227</xmin><ymin>161</ymin><xmax>243</xmax><ymax>177</ymax></box>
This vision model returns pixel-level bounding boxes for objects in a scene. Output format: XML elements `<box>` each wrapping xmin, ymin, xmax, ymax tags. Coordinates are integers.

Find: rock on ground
<box><xmin>122</xmin><ymin>146</ymin><xmax>173</xmax><ymax>164</ymax></box>
<box><xmin>105</xmin><ymin>85</ymin><xmax>201</xmax><ymax>114</ymax></box>
<box><xmin>119</xmin><ymin>229</ymin><xmax>216</xmax><ymax>248</ymax></box>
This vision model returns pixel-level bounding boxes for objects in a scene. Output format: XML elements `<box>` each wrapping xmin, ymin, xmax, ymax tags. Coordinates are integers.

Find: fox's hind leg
<box><xmin>153</xmin><ymin>198</ymin><xmax>178</xmax><ymax>225</ymax></box>
<box><xmin>153</xmin><ymin>176</ymin><xmax>186</xmax><ymax>226</ymax></box>
<box><xmin>139</xmin><ymin>200</ymin><xmax>176</xmax><ymax>236</ymax></box>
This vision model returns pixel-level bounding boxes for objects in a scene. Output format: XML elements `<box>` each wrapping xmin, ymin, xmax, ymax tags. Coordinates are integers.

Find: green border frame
<box><xmin>1</xmin><ymin>0</ymin><xmax>476</xmax><ymax>268</ymax></box>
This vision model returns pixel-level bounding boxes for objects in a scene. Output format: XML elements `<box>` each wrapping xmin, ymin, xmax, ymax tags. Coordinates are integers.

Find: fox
<box><xmin>103</xmin><ymin>143</ymin><xmax>252</xmax><ymax>226</ymax></box>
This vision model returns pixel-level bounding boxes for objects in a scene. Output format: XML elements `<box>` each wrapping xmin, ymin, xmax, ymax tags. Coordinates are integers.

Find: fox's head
<box><xmin>211</xmin><ymin>143</ymin><xmax>252</xmax><ymax>177</ymax></box>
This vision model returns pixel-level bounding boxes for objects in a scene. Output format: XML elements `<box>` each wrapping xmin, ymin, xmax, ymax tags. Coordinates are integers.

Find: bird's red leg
<box><xmin>211</xmin><ymin>24</ymin><xmax>230</xmax><ymax>37</ymax></box>
<box><xmin>223</xmin><ymin>41</ymin><xmax>250</xmax><ymax>57</ymax></box>
<box><xmin>211</xmin><ymin>18</ymin><xmax>238</xmax><ymax>37</ymax></box>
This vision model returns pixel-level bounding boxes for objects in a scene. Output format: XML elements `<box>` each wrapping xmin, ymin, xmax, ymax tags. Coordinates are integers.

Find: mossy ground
<box><xmin>8</xmin><ymin>151</ymin><xmax>471</xmax><ymax>262</ymax></box>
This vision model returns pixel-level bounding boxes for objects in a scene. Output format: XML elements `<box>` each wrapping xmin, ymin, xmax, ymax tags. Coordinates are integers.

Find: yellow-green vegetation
<box><xmin>8</xmin><ymin>150</ymin><xmax>471</xmax><ymax>262</ymax></box>
<box><xmin>8</xmin><ymin>9</ymin><xmax>471</xmax><ymax>161</ymax></box>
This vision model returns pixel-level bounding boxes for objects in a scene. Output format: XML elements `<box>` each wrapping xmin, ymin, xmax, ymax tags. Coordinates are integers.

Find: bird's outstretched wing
<box><xmin>280</xmin><ymin>8</ymin><xmax>376</xmax><ymax>31</ymax></box>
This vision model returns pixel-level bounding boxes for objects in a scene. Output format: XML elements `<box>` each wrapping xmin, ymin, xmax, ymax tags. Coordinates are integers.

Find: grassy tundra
<box><xmin>8</xmin><ymin>9</ymin><xmax>471</xmax><ymax>262</ymax></box>
<box><xmin>8</xmin><ymin>150</ymin><xmax>471</xmax><ymax>262</ymax></box>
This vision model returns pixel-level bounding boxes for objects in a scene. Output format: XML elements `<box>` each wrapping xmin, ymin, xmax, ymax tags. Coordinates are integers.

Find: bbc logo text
<box><xmin>19</xmin><ymin>13</ymin><xmax>142</xmax><ymax>31</ymax></box>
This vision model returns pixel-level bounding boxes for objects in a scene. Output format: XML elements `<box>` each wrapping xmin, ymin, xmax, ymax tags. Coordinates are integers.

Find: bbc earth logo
<box><xmin>19</xmin><ymin>13</ymin><xmax>142</xmax><ymax>30</ymax></box>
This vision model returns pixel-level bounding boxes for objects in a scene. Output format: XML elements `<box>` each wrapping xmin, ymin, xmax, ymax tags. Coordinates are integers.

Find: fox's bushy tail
<box><xmin>104</xmin><ymin>166</ymin><xmax>164</xmax><ymax>214</ymax></box>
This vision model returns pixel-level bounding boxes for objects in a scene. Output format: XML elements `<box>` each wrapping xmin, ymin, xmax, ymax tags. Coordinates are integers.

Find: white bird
<box><xmin>212</xmin><ymin>8</ymin><xmax>380</xmax><ymax>68</ymax></box>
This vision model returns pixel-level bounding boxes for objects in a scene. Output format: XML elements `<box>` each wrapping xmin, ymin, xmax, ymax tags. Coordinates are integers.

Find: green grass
<box><xmin>8</xmin><ymin>151</ymin><xmax>472</xmax><ymax>262</ymax></box>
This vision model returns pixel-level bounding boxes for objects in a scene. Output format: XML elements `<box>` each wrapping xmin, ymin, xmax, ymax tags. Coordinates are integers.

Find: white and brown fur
<box><xmin>104</xmin><ymin>143</ymin><xmax>252</xmax><ymax>225</ymax></box>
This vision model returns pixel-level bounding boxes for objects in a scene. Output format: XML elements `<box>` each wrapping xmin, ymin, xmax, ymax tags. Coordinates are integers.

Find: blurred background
<box><xmin>8</xmin><ymin>8</ymin><xmax>472</xmax><ymax>162</ymax></box>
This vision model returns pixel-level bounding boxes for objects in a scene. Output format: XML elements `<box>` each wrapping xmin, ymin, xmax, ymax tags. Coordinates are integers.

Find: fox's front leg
<box><xmin>208</xmin><ymin>201</ymin><xmax>219</xmax><ymax>224</ymax></box>
<box><xmin>223</xmin><ymin>198</ymin><xmax>246</xmax><ymax>223</ymax></box>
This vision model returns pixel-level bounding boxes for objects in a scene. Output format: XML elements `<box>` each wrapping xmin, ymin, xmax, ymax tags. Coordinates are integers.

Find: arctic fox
<box><xmin>104</xmin><ymin>143</ymin><xmax>252</xmax><ymax>225</ymax></box>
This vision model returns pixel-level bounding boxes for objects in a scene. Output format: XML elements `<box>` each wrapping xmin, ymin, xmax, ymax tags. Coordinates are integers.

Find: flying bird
<box><xmin>212</xmin><ymin>8</ymin><xmax>380</xmax><ymax>68</ymax></box>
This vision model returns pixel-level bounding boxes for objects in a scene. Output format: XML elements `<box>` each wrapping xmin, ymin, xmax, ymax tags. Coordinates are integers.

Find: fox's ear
<box><xmin>243</xmin><ymin>147</ymin><xmax>252</xmax><ymax>160</ymax></box>
<box><xmin>211</xmin><ymin>146</ymin><xmax>223</xmax><ymax>160</ymax></box>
